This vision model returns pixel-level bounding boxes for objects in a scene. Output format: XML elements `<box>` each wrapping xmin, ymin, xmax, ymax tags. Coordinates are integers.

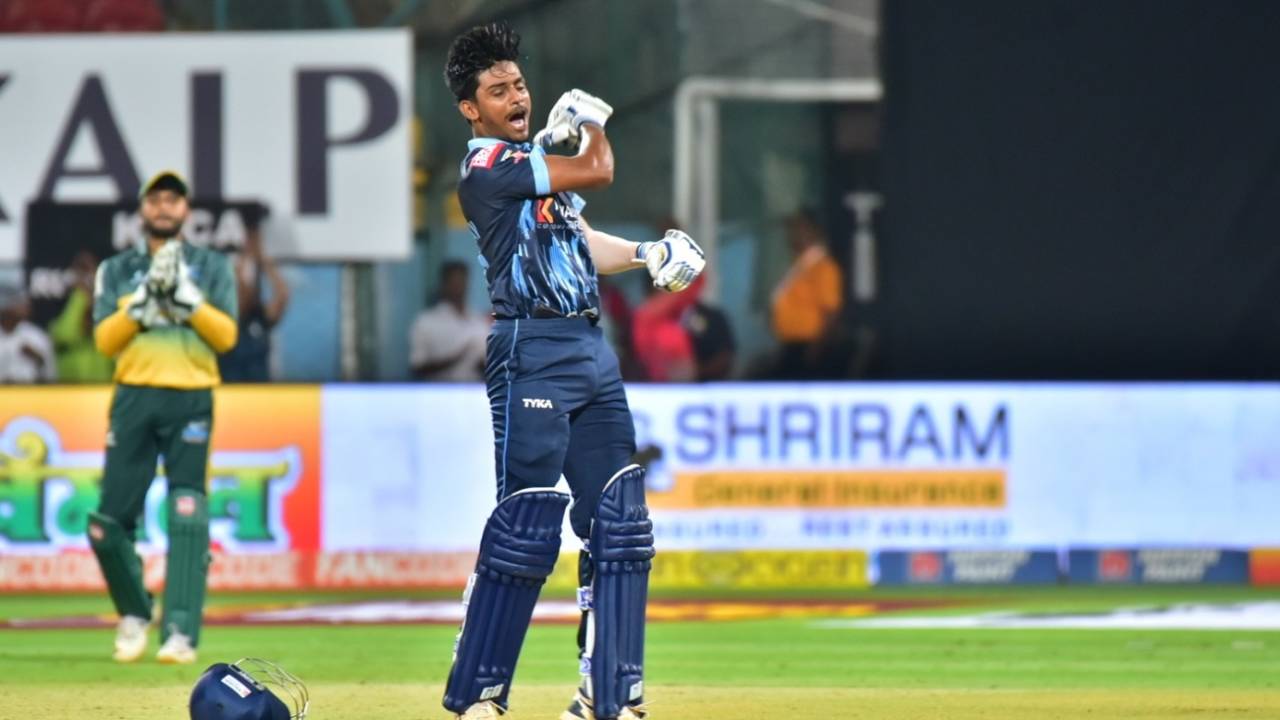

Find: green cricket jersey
<box><xmin>93</xmin><ymin>240</ymin><xmax>238</xmax><ymax>389</ymax></box>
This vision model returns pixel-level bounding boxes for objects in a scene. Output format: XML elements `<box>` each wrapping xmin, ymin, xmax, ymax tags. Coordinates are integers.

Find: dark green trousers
<box><xmin>98</xmin><ymin>384</ymin><xmax>213</xmax><ymax>529</ymax></box>
<box><xmin>92</xmin><ymin>384</ymin><xmax>214</xmax><ymax>643</ymax></box>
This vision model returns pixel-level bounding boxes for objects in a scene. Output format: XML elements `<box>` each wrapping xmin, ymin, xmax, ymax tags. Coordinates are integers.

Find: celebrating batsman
<box><xmin>88</xmin><ymin>171</ymin><xmax>238</xmax><ymax>664</ymax></box>
<box><xmin>441</xmin><ymin>22</ymin><xmax>705</xmax><ymax>720</ymax></box>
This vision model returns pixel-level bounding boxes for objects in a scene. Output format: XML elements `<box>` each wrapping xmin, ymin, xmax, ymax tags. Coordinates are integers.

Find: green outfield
<box><xmin>2</xmin><ymin>587</ymin><xmax>1279</xmax><ymax>719</ymax></box>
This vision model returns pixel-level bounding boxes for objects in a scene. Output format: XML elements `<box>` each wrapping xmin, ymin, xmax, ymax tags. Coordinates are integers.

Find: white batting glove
<box><xmin>168</xmin><ymin>260</ymin><xmax>205</xmax><ymax>323</ymax></box>
<box><xmin>533</xmin><ymin>121</ymin><xmax>580</xmax><ymax>151</ymax></box>
<box><xmin>562</xmin><ymin>88</ymin><xmax>613</xmax><ymax>131</ymax></box>
<box><xmin>532</xmin><ymin>90</ymin><xmax>583</xmax><ymax>149</ymax></box>
<box><xmin>636</xmin><ymin>229</ymin><xmax>706</xmax><ymax>293</ymax></box>
<box><xmin>147</xmin><ymin>241</ymin><xmax>180</xmax><ymax>294</ymax></box>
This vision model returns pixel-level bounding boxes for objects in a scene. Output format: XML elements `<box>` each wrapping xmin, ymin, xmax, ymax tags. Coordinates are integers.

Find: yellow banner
<box><xmin>547</xmin><ymin>549</ymin><xmax>869</xmax><ymax>591</ymax></box>
<box><xmin>648</xmin><ymin>469</ymin><xmax>1006</xmax><ymax>509</ymax></box>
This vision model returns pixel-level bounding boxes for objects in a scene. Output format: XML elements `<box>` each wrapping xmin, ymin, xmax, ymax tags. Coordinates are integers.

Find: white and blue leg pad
<box><xmin>443</xmin><ymin>487</ymin><xmax>570</xmax><ymax>713</ymax></box>
<box><xmin>582</xmin><ymin>464</ymin><xmax>654</xmax><ymax>719</ymax></box>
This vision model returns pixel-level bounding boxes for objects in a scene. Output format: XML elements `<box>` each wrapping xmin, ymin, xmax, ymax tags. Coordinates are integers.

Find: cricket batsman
<box><xmin>441</xmin><ymin>22</ymin><xmax>705</xmax><ymax>720</ymax></box>
<box><xmin>88</xmin><ymin>171</ymin><xmax>238</xmax><ymax>664</ymax></box>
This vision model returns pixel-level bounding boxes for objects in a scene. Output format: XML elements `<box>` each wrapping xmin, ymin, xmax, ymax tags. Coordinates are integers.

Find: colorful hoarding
<box><xmin>3</xmin><ymin>383</ymin><xmax>1279</xmax><ymax>590</ymax></box>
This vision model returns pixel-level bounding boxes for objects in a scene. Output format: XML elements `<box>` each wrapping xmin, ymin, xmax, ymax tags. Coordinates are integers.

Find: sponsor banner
<box><xmin>7</xmin><ymin>384</ymin><xmax>1280</xmax><ymax>590</ymax></box>
<box><xmin>875</xmin><ymin>550</ymin><xmax>1060</xmax><ymax>585</ymax></box>
<box><xmin>311</xmin><ymin>550</ymin><xmax>476</xmax><ymax>589</ymax></box>
<box><xmin>0</xmin><ymin>551</ymin><xmax>475</xmax><ymax>591</ymax></box>
<box><xmin>545</xmin><ymin>550</ymin><xmax>870</xmax><ymax>592</ymax></box>
<box><xmin>1067</xmin><ymin>549</ymin><xmax>1250</xmax><ymax>584</ymax></box>
<box><xmin>1251</xmin><ymin>549</ymin><xmax>1280</xmax><ymax>586</ymax></box>
<box><xmin>318</xmin><ymin>383</ymin><xmax>1280</xmax><ymax>553</ymax></box>
<box><xmin>23</xmin><ymin>201</ymin><xmax>267</xmax><ymax>325</ymax></box>
<box><xmin>652</xmin><ymin>470</ymin><xmax>1006</xmax><ymax>509</ymax></box>
<box><xmin>825</xmin><ymin>602</ymin><xmax>1280</xmax><ymax>630</ymax></box>
<box><xmin>0</xmin><ymin>386</ymin><xmax>321</xmax><ymax>591</ymax></box>
<box><xmin>0</xmin><ymin>31</ymin><xmax>412</xmax><ymax>262</ymax></box>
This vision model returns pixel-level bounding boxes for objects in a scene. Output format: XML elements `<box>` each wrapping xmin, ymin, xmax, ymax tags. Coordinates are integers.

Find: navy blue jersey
<box><xmin>458</xmin><ymin>137</ymin><xmax>600</xmax><ymax>319</ymax></box>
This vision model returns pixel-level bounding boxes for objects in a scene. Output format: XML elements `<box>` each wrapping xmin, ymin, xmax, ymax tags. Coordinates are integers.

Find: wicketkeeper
<box><xmin>88</xmin><ymin>170</ymin><xmax>238</xmax><ymax>664</ymax></box>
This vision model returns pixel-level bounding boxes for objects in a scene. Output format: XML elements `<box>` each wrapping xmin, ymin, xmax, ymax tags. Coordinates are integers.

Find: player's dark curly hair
<box><xmin>444</xmin><ymin>22</ymin><xmax>522</xmax><ymax>102</ymax></box>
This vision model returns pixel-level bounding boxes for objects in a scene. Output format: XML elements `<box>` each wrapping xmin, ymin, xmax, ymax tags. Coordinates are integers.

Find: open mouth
<box><xmin>507</xmin><ymin>108</ymin><xmax>528</xmax><ymax>132</ymax></box>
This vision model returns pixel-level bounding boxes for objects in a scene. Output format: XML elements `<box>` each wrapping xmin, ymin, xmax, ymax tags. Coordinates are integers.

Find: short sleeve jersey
<box><xmin>457</xmin><ymin>138</ymin><xmax>599</xmax><ymax>319</ymax></box>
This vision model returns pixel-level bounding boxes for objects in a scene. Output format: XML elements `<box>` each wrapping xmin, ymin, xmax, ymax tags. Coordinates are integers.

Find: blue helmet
<box><xmin>190</xmin><ymin>658</ymin><xmax>309</xmax><ymax>720</ymax></box>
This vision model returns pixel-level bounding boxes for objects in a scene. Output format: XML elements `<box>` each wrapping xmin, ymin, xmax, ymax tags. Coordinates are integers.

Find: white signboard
<box><xmin>0</xmin><ymin>30</ymin><xmax>412</xmax><ymax>261</ymax></box>
<box><xmin>319</xmin><ymin>383</ymin><xmax>1280</xmax><ymax>552</ymax></box>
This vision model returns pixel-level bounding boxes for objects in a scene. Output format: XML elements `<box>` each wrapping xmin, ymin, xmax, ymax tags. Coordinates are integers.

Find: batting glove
<box><xmin>168</xmin><ymin>260</ymin><xmax>205</xmax><ymax>322</ymax></box>
<box><xmin>533</xmin><ymin>121</ymin><xmax>580</xmax><ymax>151</ymax></box>
<box><xmin>563</xmin><ymin>88</ymin><xmax>613</xmax><ymax>131</ymax></box>
<box><xmin>534</xmin><ymin>91</ymin><xmax>581</xmax><ymax>150</ymax></box>
<box><xmin>636</xmin><ymin>229</ymin><xmax>706</xmax><ymax>293</ymax></box>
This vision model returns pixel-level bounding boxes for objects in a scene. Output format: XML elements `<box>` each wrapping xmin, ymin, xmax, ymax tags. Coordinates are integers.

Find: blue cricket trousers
<box><xmin>485</xmin><ymin>317</ymin><xmax>637</xmax><ymax>539</ymax></box>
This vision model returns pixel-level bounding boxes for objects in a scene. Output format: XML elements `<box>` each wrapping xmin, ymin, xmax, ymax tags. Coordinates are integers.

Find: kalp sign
<box><xmin>0</xmin><ymin>30</ymin><xmax>412</xmax><ymax>262</ymax></box>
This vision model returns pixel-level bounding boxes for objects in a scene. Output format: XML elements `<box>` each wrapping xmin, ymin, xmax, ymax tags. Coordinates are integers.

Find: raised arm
<box><xmin>543</xmin><ymin>125</ymin><xmax>614</xmax><ymax>193</ymax></box>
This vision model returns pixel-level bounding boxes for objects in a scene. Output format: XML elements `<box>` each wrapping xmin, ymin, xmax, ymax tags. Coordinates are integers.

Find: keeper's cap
<box><xmin>140</xmin><ymin>170</ymin><xmax>189</xmax><ymax>199</ymax></box>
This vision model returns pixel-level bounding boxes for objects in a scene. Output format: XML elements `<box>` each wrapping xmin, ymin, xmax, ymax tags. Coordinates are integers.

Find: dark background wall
<box><xmin>879</xmin><ymin>0</ymin><xmax>1280</xmax><ymax>379</ymax></box>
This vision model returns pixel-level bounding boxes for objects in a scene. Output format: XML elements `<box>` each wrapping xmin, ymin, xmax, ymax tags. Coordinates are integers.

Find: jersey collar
<box><xmin>467</xmin><ymin>137</ymin><xmax>506</xmax><ymax>150</ymax></box>
<box><xmin>467</xmin><ymin>137</ymin><xmax>534</xmax><ymax>151</ymax></box>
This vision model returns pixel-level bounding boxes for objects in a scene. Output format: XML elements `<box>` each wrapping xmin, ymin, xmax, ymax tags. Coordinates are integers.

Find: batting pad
<box><xmin>443</xmin><ymin>487</ymin><xmax>570</xmax><ymax>713</ymax></box>
<box><xmin>87</xmin><ymin>511</ymin><xmax>153</xmax><ymax>620</ymax></box>
<box><xmin>588</xmin><ymin>464</ymin><xmax>655</xmax><ymax>719</ymax></box>
<box><xmin>161</xmin><ymin>489</ymin><xmax>210</xmax><ymax>645</ymax></box>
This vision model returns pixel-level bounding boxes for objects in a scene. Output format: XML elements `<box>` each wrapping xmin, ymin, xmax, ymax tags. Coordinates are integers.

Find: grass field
<box><xmin>3</xmin><ymin>587</ymin><xmax>1280</xmax><ymax>719</ymax></box>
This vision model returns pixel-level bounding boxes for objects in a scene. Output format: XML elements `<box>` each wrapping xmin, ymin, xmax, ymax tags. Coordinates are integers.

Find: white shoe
<box><xmin>112</xmin><ymin>615</ymin><xmax>149</xmax><ymax>663</ymax></box>
<box><xmin>455</xmin><ymin>701</ymin><xmax>504</xmax><ymax>718</ymax></box>
<box><xmin>155</xmin><ymin>631</ymin><xmax>197</xmax><ymax>664</ymax></box>
<box><xmin>562</xmin><ymin>688</ymin><xmax>648</xmax><ymax>720</ymax></box>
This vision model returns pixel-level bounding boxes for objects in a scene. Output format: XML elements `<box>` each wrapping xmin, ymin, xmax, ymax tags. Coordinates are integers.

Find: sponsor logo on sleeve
<box><xmin>469</xmin><ymin>144</ymin><xmax>502</xmax><ymax>170</ymax></box>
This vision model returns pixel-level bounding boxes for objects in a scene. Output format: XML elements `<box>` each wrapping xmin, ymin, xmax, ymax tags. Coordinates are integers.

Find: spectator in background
<box><xmin>49</xmin><ymin>249</ymin><xmax>113</xmax><ymax>383</ymax></box>
<box><xmin>410</xmin><ymin>260</ymin><xmax>489</xmax><ymax>381</ymax></box>
<box><xmin>219</xmin><ymin>228</ymin><xmax>290</xmax><ymax>382</ymax></box>
<box><xmin>682</xmin><ymin>276</ymin><xmax>736</xmax><ymax>381</ymax></box>
<box><xmin>632</xmin><ymin>279</ymin><xmax>698</xmax><ymax>382</ymax></box>
<box><xmin>770</xmin><ymin>208</ymin><xmax>844</xmax><ymax>378</ymax></box>
<box><xmin>0</xmin><ymin>287</ymin><xmax>55</xmax><ymax>383</ymax></box>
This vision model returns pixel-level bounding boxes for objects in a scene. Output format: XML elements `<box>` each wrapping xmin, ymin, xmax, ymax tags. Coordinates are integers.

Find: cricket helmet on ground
<box><xmin>189</xmin><ymin>658</ymin><xmax>309</xmax><ymax>720</ymax></box>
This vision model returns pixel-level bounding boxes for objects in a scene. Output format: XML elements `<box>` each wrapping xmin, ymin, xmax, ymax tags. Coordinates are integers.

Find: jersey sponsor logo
<box><xmin>522</xmin><ymin>398</ymin><xmax>554</xmax><ymax>409</ymax></box>
<box><xmin>501</xmin><ymin>148</ymin><xmax>528</xmax><ymax>164</ymax></box>
<box><xmin>536</xmin><ymin>197</ymin><xmax>556</xmax><ymax>223</ymax></box>
<box><xmin>533</xmin><ymin>194</ymin><xmax>580</xmax><ymax>228</ymax></box>
<box><xmin>469</xmin><ymin>144</ymin><xmax>502</xmax><ymax>170</ymax></box>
